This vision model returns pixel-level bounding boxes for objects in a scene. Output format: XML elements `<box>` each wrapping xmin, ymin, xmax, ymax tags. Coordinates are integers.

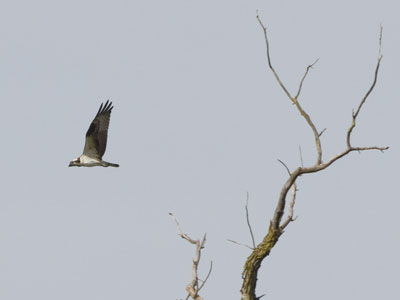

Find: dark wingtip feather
<box><xmin>104</xmin><ymin>100</ymin><xmax>113</xmax><ymax>112</ymax></box>
<box><xmin>96</xmin><ymin>103</ymin><xmax>104</xmax><ymax>116</ymax></box>
<box><xmin>96</xmin><ymin>100</ymin><xmax>114</xmax><ymax>116</ymax></box>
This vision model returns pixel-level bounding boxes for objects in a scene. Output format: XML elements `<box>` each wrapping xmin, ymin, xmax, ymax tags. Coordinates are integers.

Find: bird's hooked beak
<box><xmin>68</xmin><ymin>159</ymin><xmax>80</xmax><ymax>167</ymax></box>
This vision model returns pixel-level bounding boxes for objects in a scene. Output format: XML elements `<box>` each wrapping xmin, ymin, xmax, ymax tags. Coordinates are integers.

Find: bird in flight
<box><xmin>69</xmin><ymin>100</ymin><xmax>119</xmax><ymax>168</ymax></box>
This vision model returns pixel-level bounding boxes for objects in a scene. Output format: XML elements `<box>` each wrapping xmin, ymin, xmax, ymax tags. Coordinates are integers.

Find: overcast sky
<box><xmin>0</xmin><ymin>1</ymin><xmax>398</xmax><ymax>299</ymax></box>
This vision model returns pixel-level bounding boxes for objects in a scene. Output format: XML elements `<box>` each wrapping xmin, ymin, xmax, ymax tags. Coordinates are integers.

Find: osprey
<box><xmin>69</xmin><ymin>100</ymin><xmax>119</xmax><ymax>168</ymax></box>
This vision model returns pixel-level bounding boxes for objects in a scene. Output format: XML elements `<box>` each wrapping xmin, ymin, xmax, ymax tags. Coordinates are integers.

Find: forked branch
<box><xmin>256</xmin><ymin>13</ymin><xmax>323</xmax><ymax>165</ymax></box>
<box><xmin>227</xmin><ymin>192</ymin><xmax>257</xmax><ymax>250</ymax></box>
<box><xmin>347</xmin><ymin>26</ymin><xmax>383</xmax><ymax>148</ymax></box>
<box><xmin>240</xmin><ymin>16</ymin><xmax>388</xmax><ymax>300</ymax></box>
<box><xmin>295</xmin><ymin>58</ymin><xmax>320</xmax><ymax>99</ymax></box>
<box><xmin>170</xmin><ymin>213</ymin><xmax>210</xmax><ymax>300</ymax></box>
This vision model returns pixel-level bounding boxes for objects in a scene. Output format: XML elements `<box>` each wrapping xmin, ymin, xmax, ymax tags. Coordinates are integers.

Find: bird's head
<box><xmin>68</xmin><ymin>158</ymin><xmax>81</xmax><ymax>167</ymax></box>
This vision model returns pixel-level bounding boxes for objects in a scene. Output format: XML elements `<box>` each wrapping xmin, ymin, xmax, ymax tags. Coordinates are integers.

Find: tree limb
<box><xmin>227</xmin><ymin>192</ymin><xmax>257</xmax><ymax>250</ymax></box>
<box><xmin>240</xmin><ymin>16</ymin><xmax>388</xmax><ymax>300</ymax></box>
<box><xmin>170</xmin><ymin>213</ymin><xmax>210</xmax><ymax>300</ymax></box>
<box><xmin>227</xmin><ymin>239</ymin><xmax>254</xmax><ymax>250</ymax></box>
<box><xmin>280</xmin><ymin>181</ymin><xmax>298</xmax><ymax>231</ymax></box>
<box><xmin>197</xmin><ymin>261</ymin><xmax>213</xmax><ymax>293</ymax></box>
<box><xmin>347</xmin><ymin>25</ymin><xmax>383</xmax><ymax>148</ymax></box>
<box><xmin>295</xmin><ymin>58</ymin><xmax>319</xmax><ymax>99</ymax></box>
<box><xmin>245</xmin><ymin>192</ymin><xmax>256</xmax><ymax>249</ymax></box>
<box><xmin>256</xmin><ymin>13</ymin><xmax>323</xmax><ymax>165</ymax></box>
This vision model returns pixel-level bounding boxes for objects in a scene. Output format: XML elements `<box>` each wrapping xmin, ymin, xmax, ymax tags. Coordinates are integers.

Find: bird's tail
<box><xmin>103</xmin><ymin>161</ymin><xmax>120</xmax><ymax>168</ymax></box>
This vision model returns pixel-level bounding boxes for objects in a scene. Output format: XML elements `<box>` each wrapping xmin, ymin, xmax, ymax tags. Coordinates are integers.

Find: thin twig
<box><xmin>256</xmin><ymin>13</ymin><xmax>323</xmax><ymax>165</ymax></box>
<box><xmin>245</xmin><ymin>192</ymin><xmax>256</xmax><ymax>249</ymax></box>
<box><xmin>256</xmin><ymin>14</ymin><xmax>293</xmax><ymax>100</ymax></box>
<box><xmin>318</xmin><ymin>128</ymin><xmax>327</xmax><ymax>137</ymax></box>
<box><xmin>169</xmin><ymin>212</ymin><xmax>197</xmax><ymax>244</ymax></box>
<box><xmin>280</xmin><ymin>181</ymin><xmax>298</xmax><ymax>230</ymax></box>
<box><xmin>277</xmin><ymin>159</ymin><xmax>291</xmax><ymax>176</ymax></box>
<box><xmin>295</xmin><ymin>58</ymin><xmax>319</xmax><ymax>99</ymax></box>
<box><xmin>227</xmin><ymin>239</ymin><xmax>254</xmax><ymax>250</ymax></box>
<box><xmin>298</xmin><ymin>145</ymin><xmax>304</xmax><ymax>167</ymax></box>
<box><xmin>347</xmin><ymin>25</ymin><xmax>383</xmax><ymax>148</ymax></box>
<box><xmin>197</xmin><ymin>261</ymin><xmax>213</xmax><ymax>293</ymax></box>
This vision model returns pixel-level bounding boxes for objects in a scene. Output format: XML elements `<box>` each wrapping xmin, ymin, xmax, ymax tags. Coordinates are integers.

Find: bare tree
<box><xmin>239</xmin><ymin>15</ymin><xmax>388</xmax><ymax>300</ymax></box>
<box><xmin>171</xmin><ymin>15</ymin><xmax>388</xmax><ymax>300</ymax></box>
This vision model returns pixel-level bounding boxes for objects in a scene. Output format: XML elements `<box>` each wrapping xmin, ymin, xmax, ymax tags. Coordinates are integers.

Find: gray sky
<box><xmin>0</xmin><ymin>0</ymin><xmax>398</xmax><ymax>299</ymax></box>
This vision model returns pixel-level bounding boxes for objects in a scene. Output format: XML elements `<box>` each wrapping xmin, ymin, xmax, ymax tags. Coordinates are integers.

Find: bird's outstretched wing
<box><xmin>83</xmin><ymin>100</ymin><xmax>113</xmax><ymax>160</ymax></box>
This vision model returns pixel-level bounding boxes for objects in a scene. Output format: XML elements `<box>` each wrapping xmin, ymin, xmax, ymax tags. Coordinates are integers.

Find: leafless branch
<box><xmin>272</xmin><ymin>144</ymin><xmax>388</xmax><ymax>231</ymax></box>
<box><xmin>227</xmin><ymin>239</ymin><xmax>254</xmax><ymax>250</ymax></box>
<box><xmin>318</xmin><ymin>128</ymin><xmax>327</xmax><ymax>137</ymax></box>
<box><xmin>197</xmin><ymin>261</ymin><xmax>213</xmax><ymax>293</ymax></box>
<box><xmin>241</xmin><ymin>18</ymin><xmax>389</xmax><ymax>300</ymax></box>
<box><xmin>245</xmin><ymin>192</ymin><xmax>256</xmax><ymax>249</ymax></box>
<box><xmin>227</xmin><ymin>192</ymin><xmax>257</xmax><ymax>250</ymax></box>
<box><xmin>255</xmin><ymin>19</ymin><xmax>389</xmax><ymax>231</ymax></box>
<box><xmin>256</xmin><ymin>14</ymin><xmax>292</xmax><ymax>100</ymax></box>
<box><xmin>280</xmin><ymin>181</ymin><xmax>297</xmax><ymax>230</ymax></box>
<box><xmin>298</xmin><ymin>145</ymin><xmax>304</xmax><ymax>167</ymax></box>
<box><xmin>170</xmin><ymin>213</ymin><xmax>210</xmax><ymax>300</ymax></box>
<box><xmin>277</xmin><ymin>159</ymin><xmax>291</xmax><ymax>175</ymax></box>
<box><xmin>347</xmin><ymin>25</ymin><xmax>383</xmax><ymax>148</ymax></box>
<box><xmin>256</xmin><ymin>12</ymin><xmax>323</xmax><ymax>165</ymax></box>
<box><xmin>170</xmin><ymin>212</ymin><xmax>197</xmax><ymax>244</ymax></box>
<box><xmin>295</xmin><ymin>58</ymin><xmax>319</xmax><ymax>99</ymax></box>
<box><xmin>277</xmin><ymin>158</ymin><xmax>297</xmax><ymax>230</ymax></box>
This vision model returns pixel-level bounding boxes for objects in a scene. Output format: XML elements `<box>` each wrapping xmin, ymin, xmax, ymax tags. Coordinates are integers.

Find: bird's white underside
<box><xmin>79</xmin><ymin>154</ymin><xmax>101</xmax><ymax>164</ymax></box>
<box><xmin>70</xmin><ymin>154</ymin><xmax>119</xmax><ymax>167</ymax></box>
